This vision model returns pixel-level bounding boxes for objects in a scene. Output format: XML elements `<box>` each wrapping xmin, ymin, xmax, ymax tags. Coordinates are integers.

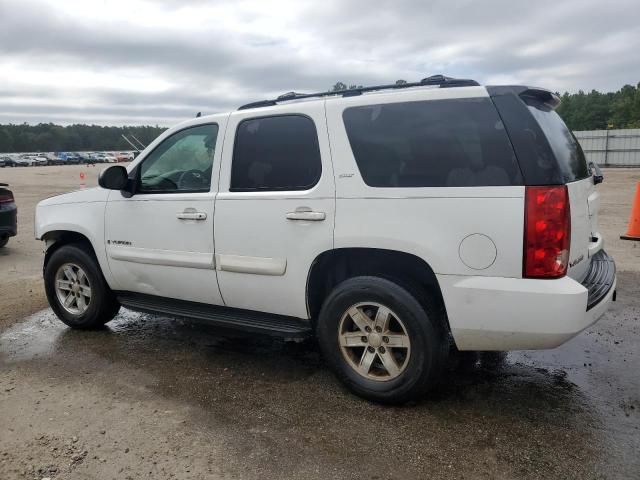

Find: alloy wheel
<box><xmin>54</xmin><ymin>263</ymin><xmax>92</xmax><ymax>315</ymax></box>
<box><xmin>338</xmin><ymin>302</ymin><xmax>411</xmax><ymax>381</ymax></box>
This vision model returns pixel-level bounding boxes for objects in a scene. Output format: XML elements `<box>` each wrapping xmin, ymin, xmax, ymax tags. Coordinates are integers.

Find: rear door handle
<box><xmin>176</xmin><ymin>209</ymin><xmax>207</xmax><ymax>220</ymax></box>
<box><xmin>286</xmin><ymin>207</ymin><xmax>326</xmax><ymax>221</ymax></box>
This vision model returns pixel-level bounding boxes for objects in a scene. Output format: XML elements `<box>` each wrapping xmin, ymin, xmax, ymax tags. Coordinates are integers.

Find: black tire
<box><xmin>0</xmin><ymin>237</ymin><xmax>8</xmax><ymax>248</ymax></box>
<box><xmin>44</xmin><ymin>243</ymin><xmax>120</xmax><ymax>329</ymax></box>
<box><xmin>316</xmin><ymin>276</ymin><xmax>448</xmax><ymax>404</ymax></box>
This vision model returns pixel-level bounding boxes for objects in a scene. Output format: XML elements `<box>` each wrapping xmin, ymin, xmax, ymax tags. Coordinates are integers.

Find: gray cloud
<box><xmin>0</xmin><ymin>0</ymin><xmax>639</xmax><ymax>126</ymax></box>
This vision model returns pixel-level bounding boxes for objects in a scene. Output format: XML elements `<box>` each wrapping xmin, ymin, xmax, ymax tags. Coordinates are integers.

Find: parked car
<box><xmin>43</xmin><ymin>152</ymin><xmax>64</xmax><ymax>165</ymax></box>
<box><xmin>115</xmin><ymin>152</ymin><xmax>133</xmax><ymax>162</ymax></box>
<box><xmin>65</xmin><ymin>153</ymin><xmax>81</xmax><ymax>164</ymax></box>
<box><xmin>85</xmin><ymin>153</ymin><xmax>98</xmax><ymax>162</ymax></box>
<box><xmin>87</xmin><ymin>152</ymin><xmax>107</xmax><ymax>164</ymax></box>
<box><xmin>76</xmin><ymin>153</ymin><xmax>87</xmax><ymax>164</ymax></box>
<box><xmin>34</xmin><ymin>75</ymin><xmax>616</xmax><ymax>403</ymax></box>
<box><xmin>15</xmin><ymin>156</ymin><xmax>36</xmax><ymax>167</ymax></box>
<box><xmin>0</xmin><ymin>183</ymin><xmax>17</xmax><ymax>248</ymax></box>
<box><xmin>0</xmin><ymin>156</ymin><xmax>17</xmax><ymax>167</ymax></box>
<box><xmin>103</xmin><ymin>153</ymin><xmax>118</xmax><ymax>163</ymax></box>
<box><xmin>69</xmin><ymin>152</ymin><xmax>89</xmax><ymax>164</ymax></box>
<box><xmin>58</xmin><ymin>152</ymin><xmax>81</xmax><ymax>165</ymax></box>
<box><xmin>17</xmin><ymin>154</ymin><xmax>47</xmax><ymax>166</ymax></box>
<box><xmin>33</xmin><ymin>155</ymin><xmax>48</xmax><ymax>166</ymax></box>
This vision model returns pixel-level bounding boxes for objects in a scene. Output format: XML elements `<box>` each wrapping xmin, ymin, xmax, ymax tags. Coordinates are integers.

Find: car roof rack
<box><xmin>237</xmin><ymin>74</ymin><xmax>480</xmax><ymax>110</ymax></box>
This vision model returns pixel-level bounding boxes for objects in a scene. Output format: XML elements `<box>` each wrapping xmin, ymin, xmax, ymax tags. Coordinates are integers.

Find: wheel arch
<box><xmin>42</xmin><ymin>230</ymin><xmax>99</xmax><ymax>270</ymax></box>
<box><xmin>306</xmin><ymin>248</ymin><xmax>450</xmax><ymax>334</ymax></box>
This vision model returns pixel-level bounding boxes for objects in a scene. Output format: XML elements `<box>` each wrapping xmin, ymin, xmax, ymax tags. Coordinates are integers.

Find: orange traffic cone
<box><xmin>621</xmin><ymin>182</ymin><xmax>640</xmax><ymax>241</ymax></box>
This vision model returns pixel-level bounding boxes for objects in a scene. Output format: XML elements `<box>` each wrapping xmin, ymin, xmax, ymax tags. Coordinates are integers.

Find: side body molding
<box><xmin>108</xmin><ymin>246</ymin><xmax>215</xmax><ymax>269</ymax></box>
<box><xmin>215</xmin><ymin>254</ymin><xmax>287</xmax><ymax>276</ymax></box>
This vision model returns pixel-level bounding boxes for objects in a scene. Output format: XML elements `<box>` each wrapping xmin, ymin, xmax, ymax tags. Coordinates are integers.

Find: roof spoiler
<box><xmin>486</xmin><ymin>85</ymin><xmax>561</xmax><ymax>109</ymax></box>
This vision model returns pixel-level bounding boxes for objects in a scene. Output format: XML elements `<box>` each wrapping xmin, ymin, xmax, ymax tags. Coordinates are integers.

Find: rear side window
<box><xmin>342</xmin><ymin>98</ymin><xmax>522</xmax><ymax>187</ymax></box>
<box><xmin>231</xmin><ymin>115</ymin><xmax>322</xmax><ymax>191</ymax></box>
<box><xmin>526</xmin><ymin>104</ymin><xmax>589</xmax><ymax>182</ymax></box>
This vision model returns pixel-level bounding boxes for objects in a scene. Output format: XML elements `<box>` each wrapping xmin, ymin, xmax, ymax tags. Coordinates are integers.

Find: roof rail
<box><xmin>237</xmin><ymin>74</ymin><xmax>479</xmax><ymax>110</ymax></box>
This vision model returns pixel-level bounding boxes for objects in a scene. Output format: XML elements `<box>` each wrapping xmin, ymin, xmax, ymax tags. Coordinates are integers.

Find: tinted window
<box><xmin>343</xmin><ymin>98</ymin><xmax>522</xmax><ymax>187</ymax></box>
<box><xmin>490</xmin><ymin>94</ymin><xmax>563</xmax><ymax>185</ymax></box>
<box><xmin>139</xmin><ymin>124</ymin><xmax>218</xmax><ymax>193</ymax></box>
<box><xmin>526</xmin><ymin>104</ymin><xmax>589</xmax><ymax>182</ymax></box>
<box><xmin>231</xmin><ymin>115</ymin><xmax>322</xmax><ymax>191</ymax></box>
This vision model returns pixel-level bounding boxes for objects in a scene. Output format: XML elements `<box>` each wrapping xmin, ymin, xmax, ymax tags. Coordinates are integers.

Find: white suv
<box><xmin>35</xmin><ymin>75</ymin><xmax>616</xmax><ymax>403</ymax></box>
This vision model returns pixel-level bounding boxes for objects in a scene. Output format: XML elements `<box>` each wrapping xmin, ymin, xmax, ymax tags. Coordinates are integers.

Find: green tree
<box><xmin>331</xmin><ymin>82</ymin><xmax>348</xmax><ymax>92</ymax></box>
<box><xmin>554</xmin><ymin>83</ymin><xmax>639</xmax><ymax>130</ymax></box>
<box><xmin>0</xmin><ymin>123</ymin><xmax>167</xmax><ymax>153</ymax></box>
<box><xmin>0</xmin><ymin>128</ymin><xmax>13</xmax><ymax>152</ymax></box>
<box><xmin>331</xmin><ymin>82</ymin><xmax>363</xmax><ymax>92</ymax></box>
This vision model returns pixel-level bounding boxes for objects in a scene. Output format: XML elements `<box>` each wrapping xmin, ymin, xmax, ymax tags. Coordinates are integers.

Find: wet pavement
<box><xmin>1</xmin><ymin>272</ymin><xmax>639</xmax><ymax>479</ymax></box>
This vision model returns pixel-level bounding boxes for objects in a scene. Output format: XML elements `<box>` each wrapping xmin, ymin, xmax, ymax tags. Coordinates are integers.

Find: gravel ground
<box><xmin>0</xmin><ymin>165</ymin><xmax>639</xmax><ymax>479</ymax></box>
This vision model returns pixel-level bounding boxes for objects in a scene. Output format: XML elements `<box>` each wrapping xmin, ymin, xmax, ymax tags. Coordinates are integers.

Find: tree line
<box><xmin>556</xmin><ymin>83</ymin><xmax>640</xmax><ymax>130</ymax></box>
<box><xmin>1</xmin><ymin>81</ymin><xmax>638</xmax><ymax>153</ymax></box>
<box><xmin>0</xmin><ymin>124</ymin><xmax>166</xmax><ymax>153</ymax></box>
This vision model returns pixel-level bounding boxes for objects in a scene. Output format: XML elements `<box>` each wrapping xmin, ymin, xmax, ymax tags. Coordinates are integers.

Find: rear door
<box><xmin>214</xmin><ymin>103</ymin><xmax>335</xmax><ymax>319</ymax></box>
<box><xmin>526</xmin><ymin>104</ymin><xmax>598</xmax><ymax>281</ymax></box>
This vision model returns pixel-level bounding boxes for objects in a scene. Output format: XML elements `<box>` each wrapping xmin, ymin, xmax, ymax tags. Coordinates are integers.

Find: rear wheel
<box><xmin>0</xmin><ymin>237</ymin><xmax>8</xmax><ymax>248</ymax></box>
<box><xmin>44</xmin><ymin>244</ymin><xmax>120</xmax><ymax>329</ymax></box>
<box><xmin>316</xmin><ymin>276</ymin><xmax>448</xmax><ymax>404</ymax></box>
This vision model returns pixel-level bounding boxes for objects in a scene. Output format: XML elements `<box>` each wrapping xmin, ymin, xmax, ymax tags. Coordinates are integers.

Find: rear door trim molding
<box><xmin>215</xmin><ymin>253</ymin><xmax>286</xmax><ymax>276</ymax></box>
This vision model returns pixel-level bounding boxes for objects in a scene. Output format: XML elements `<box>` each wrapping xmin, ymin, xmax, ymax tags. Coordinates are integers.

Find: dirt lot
<box><xmin>1</xmin><ymin>165</ymin><xmax>639</xmax><ymax>479</ymax></box>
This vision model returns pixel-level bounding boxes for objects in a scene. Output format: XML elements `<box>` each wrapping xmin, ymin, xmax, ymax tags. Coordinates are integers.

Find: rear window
<box><xmin>526</xmin><ymin>104</ymin><xmax>589</xmax><ymax>182</ymax></box>
<box><xmin>342</xmin><ymin>98</ymin><xmax>522</xmax><ymax>187</ymax></box>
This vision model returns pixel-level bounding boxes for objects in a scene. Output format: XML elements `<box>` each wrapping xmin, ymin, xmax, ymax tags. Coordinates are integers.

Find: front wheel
<box><xmin>316</xmin><ymin>276</ymin><xmax>448</xmax><ymax>404</ymax></box>
<box><xmin>44</xmin><ymin>244</ymin><xmax>120</xmax><ymax>329</ymax></box>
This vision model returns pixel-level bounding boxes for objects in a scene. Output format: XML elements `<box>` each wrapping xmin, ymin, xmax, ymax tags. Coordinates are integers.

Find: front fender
<box><xmin>36</xmin><ymin>200</ymin><xmax>115</xmax><ymax>287</ymax></box>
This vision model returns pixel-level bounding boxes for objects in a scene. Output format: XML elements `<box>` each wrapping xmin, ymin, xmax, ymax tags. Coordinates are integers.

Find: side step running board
<box><xmin>116</xmin><ymin>292</ymin><xmax>312</xmax><ymax>338</ymax></box>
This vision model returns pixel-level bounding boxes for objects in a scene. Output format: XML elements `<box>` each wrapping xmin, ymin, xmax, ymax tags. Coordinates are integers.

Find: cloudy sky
<box><xmin>1</xmin><ymin>0</ymin><xmax>639</xmax><ymax>126</ymax></box>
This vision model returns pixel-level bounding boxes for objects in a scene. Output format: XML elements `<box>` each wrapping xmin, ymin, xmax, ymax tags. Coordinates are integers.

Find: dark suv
<box><xmin>0</xmin><ymin>183</ymin><xmax>17</xmax><ymax>248</ymax></box>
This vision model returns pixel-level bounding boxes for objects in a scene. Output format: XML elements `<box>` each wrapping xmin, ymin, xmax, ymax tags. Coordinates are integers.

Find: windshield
<box><xmin>527</xmin><ymin>104</ymin><xmax>589</xmax><ymax>182</ymax></box>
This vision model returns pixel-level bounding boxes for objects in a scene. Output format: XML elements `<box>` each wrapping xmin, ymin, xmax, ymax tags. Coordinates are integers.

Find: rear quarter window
<box><xmin>342</xmin><ymin>97</ymin><xmax>522</xmax><ymax>187</ymax></box>
<box><xmin>526</xmin><ymin>104</ymin><xmax>590</xmax><ymax>182</ymax></box>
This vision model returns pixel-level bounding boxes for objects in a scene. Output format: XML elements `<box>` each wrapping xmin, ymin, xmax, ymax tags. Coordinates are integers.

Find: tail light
<box><xmin>524</xmin><ymin>186</ymin><xmax>570</xmax><ymax>278</ymax></box>
<box><xmin>0</xmin><ymin>191</ymin><xmax>14</xmax><ymax>204</ymax></box>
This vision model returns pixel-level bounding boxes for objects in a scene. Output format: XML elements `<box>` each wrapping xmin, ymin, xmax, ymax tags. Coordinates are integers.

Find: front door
<box><xmin>214</xmin><ymin>103</ymin><xmax>335</xmax><ymax>318</ymax></box>
<box><xmin>104</xmin><ymin>118</ymin><xmax>227</xmax><ymax>305</ymax></box>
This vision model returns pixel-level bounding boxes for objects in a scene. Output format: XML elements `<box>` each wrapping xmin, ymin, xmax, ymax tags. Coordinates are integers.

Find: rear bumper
<box><xmin>438</xmin><ymin>252</ymin><xmax>616</xmax><ymax>351</ymax></box>
<box><xmin>583</xmin><ymin>250</ymin><xmax>616</xmax><ymax>310</ymax></box>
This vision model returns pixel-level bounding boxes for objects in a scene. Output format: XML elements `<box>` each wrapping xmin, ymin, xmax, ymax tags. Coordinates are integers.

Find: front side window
<box><xmin>139</xmin><ymin>124</ymin><xmax>218</xmax><ymax>193</ymax></box>
<box><xmin>231</xmin><ymin>115</ymin><xmax>322</xmax><ymax>191</ymax></box>
<box><xmin>343</xmin><ymin>98</ymin><xmax>522</xmax><ymax>187</ymax></box>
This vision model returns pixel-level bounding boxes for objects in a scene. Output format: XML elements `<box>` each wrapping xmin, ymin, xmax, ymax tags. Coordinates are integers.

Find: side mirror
<box><xmin>99</xmin><ymin>165</ymin><xmax>129</xmax><ymax>191</ymax></box>
<box><xmin>589</xmin><ymin>161</ymin><xmax>604</xmax><ymax>185</ymax></box>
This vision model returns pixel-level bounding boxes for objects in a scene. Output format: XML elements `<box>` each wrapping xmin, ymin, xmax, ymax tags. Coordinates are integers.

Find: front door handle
<box><xmin>286</xmin><ymin>207</ymin><xmax>326</xmax><ymax>221</ymax></box>
<box><xmin>176</xmin><ymin>209</ymin><xmax>207</xmax><ymax>221</ymax></box>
